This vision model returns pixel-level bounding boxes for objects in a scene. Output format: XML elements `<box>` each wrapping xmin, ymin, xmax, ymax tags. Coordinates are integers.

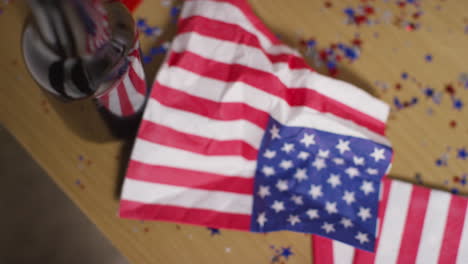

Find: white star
<box><xmin>271</xmin><ymin>200</ymin><xmax>285</xmax><ymax>213</ymax></box>
<box><xmin>366</xmin><ymin>168</ymin><xmax>378</xmax><ymax>175</ymax></box>
<box><xmin>262</xmin><ymin>166</ymin><xmax>275</xmax><ymax>177</ymax></box>
<box><xmin>300</xmin><ymin>133</ymin><xmax>316</xmax><ymax>147</ymax></box>
<box><xmin>336</xmin><ymin>139</ymin><xmax>351</xmax><ymax>154</ymax></box>
<box><xmin>287</xmin><ymin>215</ymin><xmax>301</xmax><ymax>226</ymax></box>
<box><xmin>297</xmin><ymin>151</ymin><xmax>310</xmax><ymax>160</ymax></box>
<box><xmin>257</xmin><ymin>185</ymin><xmax>271</xmax><ymax>199</ymax></box>
<box><xmin>312</xmin><ymin>158</ymin><xmax>327</xmax><ymax>171</ymax></box>
<box><xmin>307</xmin><ymin>209</ymin><xmax>320</xmax><ymax>220</ymax></box>
<box><xmin>342</xmin><ymin>191</ymin><xmax>356</xmax><ymax>205</ymax></box>
<box><xmin>281</xmin><ymin>143</ymin><xmax>295</xmax><ymax>153</ymax></box>
<box><xmin>257</xmin><ymin>212</ymin><xmax>267</xmax><ymax>227</ymax></box>
<box><xmin>355</xmin><ymin>232</ymin><xmax>369</xmax><ymax>244</ymax></box>
<box><xmin>309</xmin><ymin>184</ymin><xmax>323</xmax><ymax>199</ymax></box>
<box><xmin>294</xmin><ymin>168</ymin><xmax>308</xmax><ymax>181</ymax></box>
<box><xmin>327</xmin><ymin>174</ymin><xmax>342</xmax><ymax>188</ymax></box>
<box><xmin>353</xmin><ymin>156</ymin><xmax>365</xmax><ymax>166</ymax></box>
<box><xmin>358</xmin><ymin>207</ymin><xmax>372</xmax><ymax>221</ymax></box>
<box><xmin>345</xmin><ymin>167</ymin><xmax>360</xmax><ymax>178</ymax></box>
<box><xmin>341</xmin><ymin>218</ymin><xmax>353</xmax><ymax>228</ymax></box>
<box><xmin>321</xmin><ymin>222</ymin><xmax>335</xmax><ymax>233</ymax></box>
<box><xmin>263</xmin><ymin>149</ymin><xmax>276</xmax><ymax>159</ymax></box>
<box><xmin>360</xmin><ymin>181</ymin><xmax>375</xmax><ymax>195</ymax></box>
<box><xmin>333</xmin><ymin>158</ymin><xmax>345</xmax><ymax>165</ymax></box>
<box><xmin>370</xmin><ymin>148</ymin><xmax>386</xmax><ymax>162</ymax></box>
<box><xmin>276</xmin><ymin>180</ymin><xmax>289</xmax><ymax>192</ymax></box>
<box><xmin>291</xmin><ymin>195</ymin><xmax>304</xmax><ymax>205</ymax></box>
<box><xmin>270</xmin><ymin>125</ymin><xmax>281</xmax><ymax>139</ymax></box>
<box><xmin>318</xmin><ymin>149</ymin><xmax>330</xmax><ymax>159</ymax></box>
<box><xmin>279</xmin><ymin>160</ymin><xmax>293</xmax><ymax>170</ymax></box>
<box><xmin>325</xmin><ymin>201</ymin><xmax>338</xmax><ymax>214</ymax></box>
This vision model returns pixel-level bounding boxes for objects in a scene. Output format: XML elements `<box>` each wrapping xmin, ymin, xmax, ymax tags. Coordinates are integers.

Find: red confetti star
<box><xmin>324</xmin><ymin>1</ymin><xmax>332</xmax><ymax>8</ymax></box>
<box><xmin>450</xmin><ymin>120</ymin><xmax>457</xmax><ymax>128</ymax></box>
<box><xmin>445</xmin><ymin>84</ymin><xmax>455</xmax><ymax>95</ymax></box>
<box><xmin>352</xmin><ymin>38</ymin><xmax>362</xmax><ymax>47</ymax></box>
<box><xmin>354</xmin><ymin>15</ymin><xmax>367</xmax><ymax>25</ymax></box>
<box><xmin>364</xmin><ymin>6</ymin><xmax>375</xmax><ymax>15</ymax></box>
<box><xmin>395</xmin><ymin>83</ymin><xmax>402</xmax><ymax>90</ymax></box>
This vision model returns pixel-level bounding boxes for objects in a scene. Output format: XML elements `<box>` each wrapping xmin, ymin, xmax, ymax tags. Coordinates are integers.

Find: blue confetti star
<box><xmin>207</xmin><ymin>227</ymin><xmax>221</xmax><ymax>236</ymax></box>
<box><xmin>136</xmin><ymin>18</ymin><xmax>147</xmax><ymax>28</ymax></box>
<box><xmin>281</xmin><ymin>247</ymin><xmax>294</xmax><ymax>259</ymax></box>
<box><xmin>458</xmin><ymin>148</ymin><xmax>468</xmax><ymax>160</ymax></box>
<box><xmin>425</xmin><ymin>54</ymin><xmax>433</xmax><ymax>62</ymax></box>
<box><xmin>344</xmin><ymin>7</ymin><xmax>355</xmax><ymax>17</ymax></box>
<box><xmin>401</xmin><ymin>72</ymin><xmax>409</xmax><ymax>79</ymax></box>
<box><xmin>436</xmin><ymin>159</ymin><xmax>445</xmax><ymax>166</ymax></box>
<box><xmin>451</xmin><ymin>188</ymin><xmax>460</xmax><ymax>194</ymax></box>
<box><xmin>453</xmin><ymin>98</ymin><xmax>463</xmax><ymax>110</ymax></box>
<box><xmin>424</xmin><ymin>88</ymin><xmax>434</xmax><ymax>97</ymax></box>
<box><xmin>307</xmin><ymin>39</ymin><xmax>316</xmax><ymax>47</ymax></box>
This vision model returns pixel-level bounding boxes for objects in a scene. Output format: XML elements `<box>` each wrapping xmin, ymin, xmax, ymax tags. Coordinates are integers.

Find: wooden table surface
<box><xmin>1</xmin><ymin>0</ymin><xmax>468</xmax><ymax>263</ymax></box>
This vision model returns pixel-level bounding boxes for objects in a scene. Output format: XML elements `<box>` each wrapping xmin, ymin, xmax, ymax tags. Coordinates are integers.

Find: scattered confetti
<box><xmin>225</xmin><ymin>247</ymin><xmax>231</xmax><ymax>253</ymax></box>
<box><xmin>301</xmin><ymin>36</ymin><xmax>362</xmax><ymax>76</ymax></box>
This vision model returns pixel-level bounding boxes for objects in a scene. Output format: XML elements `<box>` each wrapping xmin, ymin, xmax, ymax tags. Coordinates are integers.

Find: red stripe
<box><xmin>312</xmin><ymin>235</ymin><xmax>335</xmax><ymax>264</ymax></box>
<box><xmin>396</xmin><ymin>185</ymin><xmax>431</xmax><ymax>264</ymax></box>
<box><xmin>152</xmin><ymin>82</ymin><xmax>269</xmax><ymax>129</ymax></box>
<box><xmin>119</xmin><ymin>200</ymin><xmax>251</xmax><ymax>230</ymax></box>
<box><xmin>129</xmin><ymin>65</ymin><xmax>147</xmax><ymax>95</ymax></box>
<box><xmin>437</xmin><ymin>196</ymin><xmax>468</xmax><ymax>263</ymax></box>
<box><xmin>167</xmin><ymin>51</ymin><xmax>386</xmax><ymax>135</ymax></box>
<box><xmin>138</xmin><ymin>120</ymin><xmax>259</xmax><ymax>160</ymax></box>
<box><xmin>186</xmin><ymin>0</ymin><xmax>281</xmax><ymax>45</ymax></box>
<box><xmin>177</xmin><ymin>16</ymin><xmax>311</xmax><ymax>70</ymax></box>
<box><xmin>126</xmin><ymin>160</ymin><xmax>254</xmax><ymax>194</ymax></box>
<box><xmin>353</xmin><ymin>178</ymin><xmax>392</xmax><ymax>264</ymax></box>
<box><xmin>116</xmin><ymin>82</ymin><xmax>135</xmax><ymax>116</ymax></box>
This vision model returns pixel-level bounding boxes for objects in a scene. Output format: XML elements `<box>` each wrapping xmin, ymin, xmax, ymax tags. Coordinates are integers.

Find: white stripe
<box><xmin>122</xmin><ymin>74</ymin><xmax>145</xmax><ymax>111</ymax></box>
<box><xmin>170</xmin><ymin>32</ymin><xmax>389</xmax><ymax>123</ymax></box>
<box><xmin>108</xmin><ymin>86</ymin><xmax>122</xmax><ymax>116</ymax></box>
<box><xmin>375</xmin><ymin>181</ymin><xmax>412</xmax><ymax>264</ymax></box>
<box><xmin>415</xmin><ymin>191</ymin><xmax>451</xmax><ymax>264</ymax></box>
<box><xmin>456</xmin><ymin>206</ymin><xmax>468</xmax><ymax>264</ymax></box>
<box><xmin>130</xmin><ymin>52</ymin><xmax>145</xmax><ymax>80</ymax></box>
<box><xmin>132</xmin><ymin>138</ymin><xmax>257</xmax><ymax>178</ymax></box>
<box><xmin>121</xmin><ymin>178</ymin><xmax>253</xmax><ymax>214</ymax></box>
<box><xmin>144</xmin><ymin>99</ymin><xmax>264</xmax><ymax>149</ymax></box>
<box><xmin>157</xmin><ymin>65</ymin><xmax>391</xmax><ymax>146</ymax></box>
<box><xmin>181</xmin><ymin>0</ymin><xmax>298</xmax><ymax>56</ymax></box>
<box><xmin>333</xmin><ymin>241</ymin><xmax>355</xmax><ymax>264</ymax></box>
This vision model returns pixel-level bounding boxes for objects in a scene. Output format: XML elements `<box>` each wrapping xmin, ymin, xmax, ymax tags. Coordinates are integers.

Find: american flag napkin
<box><xmin>119</xmin><ymin>0</ymin><xmax>393</xmax><ymax>251</ymax></box>
<box><xmin>312</xmin><ymin>177</ymin><xmax>468</xmax><ymax>263</ymax></box>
